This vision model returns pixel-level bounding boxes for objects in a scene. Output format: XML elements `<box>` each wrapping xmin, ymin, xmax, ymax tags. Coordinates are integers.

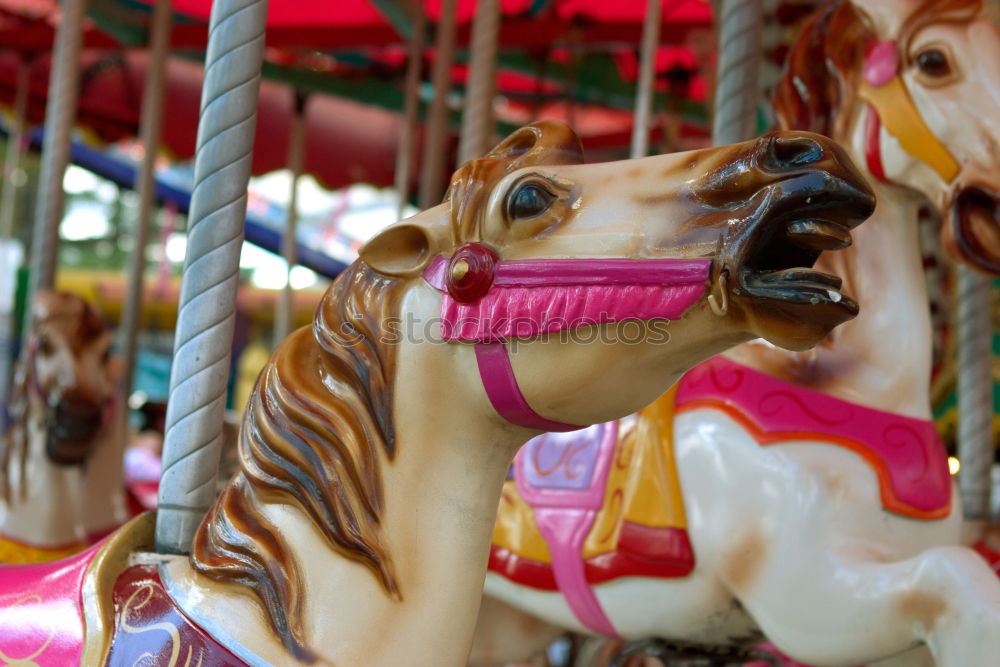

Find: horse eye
<box><xmin>507</xmin><ymin>182</ymin><xmax>555</xmax><ymax>221</ymax></box>
<box><xmin>916</xmin><ymin>48</ymin><xmax>951</xmax><ymax>78</ymax></box>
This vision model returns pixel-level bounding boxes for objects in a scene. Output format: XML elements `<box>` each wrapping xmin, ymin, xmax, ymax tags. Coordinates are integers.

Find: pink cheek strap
<box><xmin>475</xmin><ymin>341</ymin><xmax>581</xmax><ymax>431</ymax></box>
<box><xmin>424</xmin><ymin>252</ymin><xmax>711</xmax><ymax>432</ymax></box>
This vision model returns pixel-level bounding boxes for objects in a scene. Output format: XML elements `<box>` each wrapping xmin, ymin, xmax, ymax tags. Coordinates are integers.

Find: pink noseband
<box><xmin>423</xmin><ymin>244</ymin><xmax>711</xmax><ymax>431</ymax></box>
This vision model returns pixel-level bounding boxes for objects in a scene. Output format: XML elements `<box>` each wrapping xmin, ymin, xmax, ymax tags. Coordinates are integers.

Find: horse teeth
<box><xmin>785</xmin><ymin>219</ymin><xmax>852</xmax><ymax>250</ymax></box>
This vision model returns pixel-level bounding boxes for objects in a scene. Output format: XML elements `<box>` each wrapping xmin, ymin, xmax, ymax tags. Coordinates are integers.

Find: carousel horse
<box><xmin>0</xmin><ymin>290</ymin><xmax>129</xmax><ymax>563</ymax></box>
<box><xmin>0</xmin><ymin>121</ymin><xmax>874</xmax><ymax>666</ymax></box>
<box><xmin>473</xmin><ymin>2</ymin><xmax>1000</xmax><ymax>667</ymax></box>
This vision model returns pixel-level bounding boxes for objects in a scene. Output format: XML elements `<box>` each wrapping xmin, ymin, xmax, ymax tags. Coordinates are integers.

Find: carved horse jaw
<box><xmin>843</xmin><ymin>0</ymin><xmax>1000</xmax><ymax>275</ymax></box>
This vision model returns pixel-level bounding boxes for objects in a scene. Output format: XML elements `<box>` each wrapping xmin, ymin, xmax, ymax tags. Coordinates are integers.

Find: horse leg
<box><xmin>728</xmin><ymin>542</ymin><xmax>1000</xmax><ymax>667</ymax></box>
<box><xmin>468</xmin><ymin>595</ymin><xmax>565</xmax><ymax>666</ymax></box>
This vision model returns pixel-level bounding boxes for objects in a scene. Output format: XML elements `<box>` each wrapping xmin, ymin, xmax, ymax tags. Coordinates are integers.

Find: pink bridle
<box><xmin>423</xmin><ymin>243</ymin><xmax>711</xmax><ymax>431</ymax></box>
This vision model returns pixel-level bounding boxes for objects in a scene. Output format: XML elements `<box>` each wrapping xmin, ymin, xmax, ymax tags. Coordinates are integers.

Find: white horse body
<box><xmin>476</xmin><ymin>2</ymin><xmax>1000</xmax><ymax>664</ymax></box>
<box><xmin>486</xmin><ymin>409</ymin><xmax>976</xmax><ymax>661</ymax></box>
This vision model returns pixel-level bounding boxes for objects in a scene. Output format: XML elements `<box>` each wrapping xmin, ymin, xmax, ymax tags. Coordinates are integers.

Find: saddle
<box><xmin>489</xmin><ymin>387</ymin><xmax>696</xmax><ymax>605</ymax></box>
<box><xmin>490</xmin><ymin>357</ymin><xmax>952</xmax><ymax>634</ymax></box>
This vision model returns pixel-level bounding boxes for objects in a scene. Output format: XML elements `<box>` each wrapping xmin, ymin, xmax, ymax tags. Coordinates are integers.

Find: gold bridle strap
<box><xmin>858</xmin><ymin>41</ymin><xmax>960</xmax><ymax>183</ymax></box>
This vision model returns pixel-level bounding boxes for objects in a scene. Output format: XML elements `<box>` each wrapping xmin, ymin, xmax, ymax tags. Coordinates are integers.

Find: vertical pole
<box><xmin>119</xmin><ymin>0</ymin><xmax>173</xmax><ymax>405</ymax></box>
<box><xmin>711</xmin><ymin>0</ymin><xmax>762</xmax><ymax>146</ymax></box>
<box><xmin>956</xmin><ymin>267</ymin><xmax>994</xmax><ymax>520</ymax></box>
<box><xmin>457</xmin><ymin>0</ymin><xmax>500</xmax><ymax>164</ymax></box>
<box><xmin>155</xmin><ymin>0</ymin><xmax>269</xmax><ymax>555</ymax></box>
<box><xmin>395</xmin><ymin>1</ymin><xmax>426</xmax><ymax>220</ymax></box>
<box><xmin>630</xmin><ymin>0</ymin><xmax>661</xmax><ymax>159</ymax></box>
<box><xmin>28</xmin><ymin>0</ymin><xmax>89</xmax><ymax>301</ymax></box>
<box><xmin>0</xmin><ymin>56</ymin><xmax>30</xmax><ymax>242</ymax></box>
<box><xmin>273</xmin><ymin>90</ymin><xmax>307</xmax><ymax>345</ymax></box>
<box><xmin>417</xmin><ymin>0</ymin><xmax>458</xmax><ymax>209</ymax></box>
<box><xmin>0</xmin><ymin>56</ymin><xmax>30</xmax><ymax>429</ymax></box>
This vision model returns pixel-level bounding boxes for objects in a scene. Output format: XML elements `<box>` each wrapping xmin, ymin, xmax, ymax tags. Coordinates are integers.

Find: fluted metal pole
<box><xmin>0</xmin><ymin>56</ymin><xmax>29</xmax><ymax>242</ymax></box>
<box><xmin>0</xmin><ymin>56</ymin><xmax>30</xmax><ymax>429</ymax></box>
<box><xmin>457</xmin><ymin>0</ymin><xmax>500</xmax><ymax>164</ymax></box>
<box><xmin>156</xmin><ymin>0</ymin><xmax>269</xmax><ymax>555</ymax></box>
<box><xmin>28</xmin><ymin>0</ymin><xmax>88</xmax><ymax>303</ymax></box>
<box><xmin>417</xmin><ymin>0</ymin><xmax>458</xmax><ymax>209</ymax></box>
<box><xmin>630</xmin><ymin>0</ymin><xmax>661</xmax><ymax>159</ymax></box>
<box><xmin>711</xmin><ymin>0</ymin><xmax>762</xmax><ymax>145</ymax></box>
<box><xmin>119</xmin><ymin>0</ymin><xmax>173</xmax><ymax>405</ymax></box>
<box><xmin>273</xmin><ymin>91</ymin><xmax>306</xmax><ymax>345</ymax></box>
<box><xmin>395</xmin><ymin>1</ymin><xmax>426</xmax><ymax>220</ymax></box>
<box><xmin>956</xmin><ymin>267</ymin><xmax>994</xmax><ymax>520</ymax></box>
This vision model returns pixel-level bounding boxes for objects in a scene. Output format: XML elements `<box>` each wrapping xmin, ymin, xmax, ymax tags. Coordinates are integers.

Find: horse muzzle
<box><xmin>702</xmin><ymin>132</ymin><xmax>875</xmax><ymax>338</ymax></box>
<box><xmin>45</xmin><ymin>397</ymin><xmax>107</xmax><ymax>466</ymax></box>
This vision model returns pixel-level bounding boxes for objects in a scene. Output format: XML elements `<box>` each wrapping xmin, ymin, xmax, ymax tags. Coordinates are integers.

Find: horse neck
<box><xmin>167</xmin><ymin>335</ymin><xmax>524</xmax><ymax>665</ymax></box>
<box><xmin>725</xmin><ymin>181</ymin><xmax>933</xmax><ymax>418</ymax></box>
<box><xmin>1</xmin><ymin>394</ymin><xmax>86</xmax><ymax>547</ymax></box>
<box><xmin>79</xmin><ymin>406</ymin><xmax>128</xmax><ymax>537</ymax></box>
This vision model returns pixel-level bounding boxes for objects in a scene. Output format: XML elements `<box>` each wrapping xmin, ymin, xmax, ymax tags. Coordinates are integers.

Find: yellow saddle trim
<box><xmin>80</xmin><ymin>512</ymin><xmax>156</xmax><ymax>666</ymax></box>
<box><xmin>0</xmin><ymin>534</ymin><xmax>87</xmax><ymax>564</ymax></box>
<box><xmin>492</xmin><ymin>386</ymin><xmax>688</xmax><ymax>562</ymax></box>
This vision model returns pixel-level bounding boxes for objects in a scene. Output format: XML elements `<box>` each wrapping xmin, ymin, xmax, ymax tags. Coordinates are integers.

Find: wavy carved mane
<box><xmin>773</xmin><ymin>0</ymin><xmax>982</xmax><ymax>137</ymax></box>
<box><xmin>191</xmin><ymin>262</ymin><xmax>407</xmax><ymax>662</ymax></box>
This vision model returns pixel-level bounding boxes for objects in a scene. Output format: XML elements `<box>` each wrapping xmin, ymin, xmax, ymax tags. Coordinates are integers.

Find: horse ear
<box><xmin>360</xmin><ymin>216</ymin><xmax>449</xmax><ymax>278</ymax></box>
<box><xmin>486</xmin><ymin>120</ymin><xmax>585</xmax><ymax>168</ymax></box>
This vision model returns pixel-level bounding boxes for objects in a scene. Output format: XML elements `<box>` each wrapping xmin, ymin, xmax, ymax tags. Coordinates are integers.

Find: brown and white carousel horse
<box><xmin>0</xmin><ymin>290</ymin><xmax>129</xmax><ymax>563</ymax></box>
<box><xmin>0</xmin><ymin>121</ymin><xmax>873</xmax><ymax>666</ymax></box>
<box><xmin>472</xmin><ymin>3</ymin><xmax>1000</xmax><ymax>667</ymax></box>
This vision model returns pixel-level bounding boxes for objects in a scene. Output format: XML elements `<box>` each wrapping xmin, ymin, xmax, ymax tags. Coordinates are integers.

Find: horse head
<box><xmin>362</xmin><ymin>120</ymin><xmax>874</xmax><ymax>422</ymax></box>
<box><xmin>14</xmin><ymin>291</ymin><xmax>121</xmax><ymax>466</ymax></box>
<box><xmin>776</xmin><ymin>0</ymin><xmax>1000</xmax><ymax>274</ymax></box>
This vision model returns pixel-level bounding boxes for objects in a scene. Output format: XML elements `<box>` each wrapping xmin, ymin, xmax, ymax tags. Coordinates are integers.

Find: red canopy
<box><xmin>0</xmin><ymin>50</ymin><xmax>405</xmax><ymax>189</ymax></box>
<box><xmin>146</xmin><ymin>0</ymin><xmax>713</xmax><ymax>49</ymax></box>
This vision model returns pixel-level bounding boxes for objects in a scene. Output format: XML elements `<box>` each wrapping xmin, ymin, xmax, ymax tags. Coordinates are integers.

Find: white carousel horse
<box><xmin>473</xmin><ymin>2</ymin><xmax>1000</xmax><ymax>667</ymax></box>
<box><xmin>0</xmin><ymin>121</ymin><xmax>873</xmax><ymax>666</ymax></box>
<box><xmin>0</xmin><ymin>290</ymin><xmax>129</xmax><ymax>563</ymax></box>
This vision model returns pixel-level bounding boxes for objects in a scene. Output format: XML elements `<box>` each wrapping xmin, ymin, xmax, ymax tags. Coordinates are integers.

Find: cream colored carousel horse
<box><xmin>473</xmin><ymin>2</ymin><xmax>1000</xmax><ymax>667</ymax></box>
<box><xmin>0</xmin><ymin>121</ymin><xmax>873</xmax><ymax>666</ymax></box>
<box><xmin>0</xmin><ymin>290</ymin><xmax>129</xmax><ymax>563</ymax></box>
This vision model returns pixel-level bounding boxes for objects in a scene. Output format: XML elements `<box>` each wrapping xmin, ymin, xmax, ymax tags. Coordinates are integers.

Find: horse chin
<box><xmin>44</xmin><ymin>401</ymin><xmax>104</xmax><ymax>466</ymax></box>
<box><xmin>44</xmin><ymin>436</ymin><xmax>92</xmax><ymax>466</ymax></box>
<box><xmin>742</xmin><ymin>297</ymin><xmax>859</xmax><ymax>352</ymax></box>
<box><xmin>947</xmin><ymin>184</ymin><xmax>1000</xmax><ymax>276</ymax></box>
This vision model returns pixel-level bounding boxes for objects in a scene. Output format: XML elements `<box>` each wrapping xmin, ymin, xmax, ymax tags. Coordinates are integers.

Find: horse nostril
<box><xmin>770</xmin><ymin>135</ymin><xmax>825</xmax><ymax>169</ymax></box>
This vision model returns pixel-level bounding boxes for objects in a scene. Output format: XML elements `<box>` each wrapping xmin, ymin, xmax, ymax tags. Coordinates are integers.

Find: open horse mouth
<box><xmin>45</xmin><ymin>399</ymin><xmax>105</xmax><ymax>465</ymax></box>
<box><xmin>732</xmin><ymin>171</ymin><xmax>875</xmax><ymax>324</ymax></box>
<box><xmin>950</xmin><ymin>185</ymin><xmax>1000</xmax><ymax>275</ymax></box>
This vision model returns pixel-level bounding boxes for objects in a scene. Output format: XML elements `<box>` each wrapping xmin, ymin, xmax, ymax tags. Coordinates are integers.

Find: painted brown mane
<box><xmin>193</xmin><ymin>122</ymin><xmax>588</xmax><ymax>661</ymax></box>
<box><xmin>192</xmin><ymin>263</ymin><xmax>406</xmax><ymax>662</ymax></box>
<box><xmin>773</xmin><ymin>0</ymin><xmax>982</xmax><ymax>136</ymax></box>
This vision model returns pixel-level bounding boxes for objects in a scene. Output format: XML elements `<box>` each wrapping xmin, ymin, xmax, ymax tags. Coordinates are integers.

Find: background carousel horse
<box><xmin>0</xmin><ymin>121</ymin><xmax>874</xmax><ymax>666</ymax></box>
<box><xmin>472</xmin><ymin>2</ymin><xmax>1000</xmax><ymax>667</ymax></box>
<box><xmin>0</xmin><ymin>290</ymin><xmax>129</xmax><ymax>563</ymax></box>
